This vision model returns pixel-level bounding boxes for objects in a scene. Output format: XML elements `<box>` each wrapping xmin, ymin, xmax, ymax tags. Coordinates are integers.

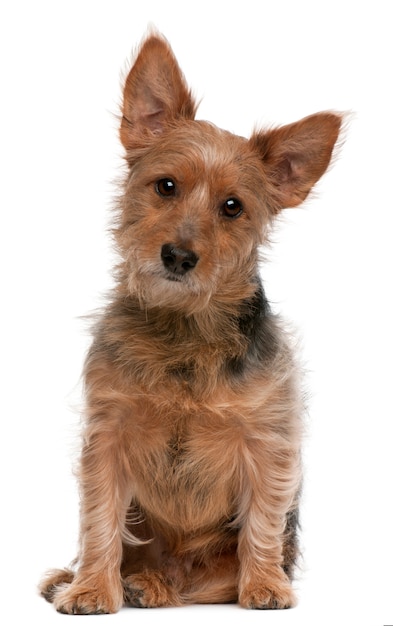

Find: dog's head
<box><xmin>116</xmin><ymin>33</ymin><xmax>342</xmax><ymax>313</ymax></box>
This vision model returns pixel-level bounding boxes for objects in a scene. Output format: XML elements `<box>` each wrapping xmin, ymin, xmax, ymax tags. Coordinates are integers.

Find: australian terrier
<box><xmin>40</xmin><ymin>32</ymin><xmax>342</xmax><ymax>613</ymax></box>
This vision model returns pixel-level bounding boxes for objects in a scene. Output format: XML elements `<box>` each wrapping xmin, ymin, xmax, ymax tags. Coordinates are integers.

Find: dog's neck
<box><xmin>95</xmin><ymin>276</ymin><xmax>276</xmax><ymax>399</ymax></box>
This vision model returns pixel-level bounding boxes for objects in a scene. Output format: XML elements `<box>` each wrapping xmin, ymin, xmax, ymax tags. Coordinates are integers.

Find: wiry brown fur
<box><xmin>39</xmin><ymin>32</ymin><xmax>342</xmax><ymax>613</ymax></box>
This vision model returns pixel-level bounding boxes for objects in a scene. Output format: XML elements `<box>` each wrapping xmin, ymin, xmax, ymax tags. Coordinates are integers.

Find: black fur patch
<box><xmin>282</xmin><ymin>505</ymin><xmax>300</xmax><ymax>580</ymax></box>
<box><xmin>227</xmin><ymin>278</ymin><xmax>279</xmax><ymax>376</ymax></box>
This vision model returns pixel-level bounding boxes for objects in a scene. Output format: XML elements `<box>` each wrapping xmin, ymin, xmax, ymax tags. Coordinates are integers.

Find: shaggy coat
<box><xmin>40</xmin><ymin>33</ymin><xmax>342</xmax><ymax>613</ymax></box>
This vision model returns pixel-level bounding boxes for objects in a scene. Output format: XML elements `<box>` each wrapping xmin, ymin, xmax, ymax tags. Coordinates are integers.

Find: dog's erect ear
<box><xmin>251</xmin><ymin>112</ymin><xmax>342</xmax><ymax>209</ymax></box>
<box><xmin>120</xmin><ymin>33</ymin><xmax>197</xmax><ymax>150</ymax></box>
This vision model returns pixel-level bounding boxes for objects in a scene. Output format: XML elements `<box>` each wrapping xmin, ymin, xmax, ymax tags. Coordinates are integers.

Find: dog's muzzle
<box><xmin>161</xmin><ymin>244</ymin><xmax>199</xmax><ymax>277</ymax></box>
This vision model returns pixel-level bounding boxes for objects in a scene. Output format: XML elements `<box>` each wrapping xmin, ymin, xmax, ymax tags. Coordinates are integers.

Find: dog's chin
<box><xmin>128</xmin><ymin>271</ymin><xmax>214</xmax><ymax>315</ymax></box>
<box><xmin>163</xmin><ymin>274</ymin><xmax>183</xmax><ymax>283</ymax></box>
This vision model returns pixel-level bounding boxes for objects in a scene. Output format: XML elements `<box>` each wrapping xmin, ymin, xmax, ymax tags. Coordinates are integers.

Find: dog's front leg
<box><xmin>52</xmin><ymin>428</ymin><xmax>130</xmax><ymax>614</ymax></box>
<box><xmin>237</xmin><ymin>437</ymin><xmax>300</xmax><ymax>610</ymax></box>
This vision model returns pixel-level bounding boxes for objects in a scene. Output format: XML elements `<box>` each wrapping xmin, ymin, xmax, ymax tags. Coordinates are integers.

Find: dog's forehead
<box><xmin>146</xmin><ymin>121</ymin><xmax>264</xmax><ymax>183</ymax></box>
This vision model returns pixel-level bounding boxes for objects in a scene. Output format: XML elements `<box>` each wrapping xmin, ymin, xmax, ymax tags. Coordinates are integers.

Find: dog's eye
<box><xmin>156</xmin><ymin>178</ymin><xmax>176</xmax><ymax>197</ymax></box>
<box><xmin>222</xmin><ymin>198</ymin><xmax>243</xmax><ymax>219</ymax></box>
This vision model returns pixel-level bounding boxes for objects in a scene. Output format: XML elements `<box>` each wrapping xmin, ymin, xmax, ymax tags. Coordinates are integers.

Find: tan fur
<box><xmin>39</xmin><ymin>32</ymin><xmax>342</xmax><ymax>613</ymax></box>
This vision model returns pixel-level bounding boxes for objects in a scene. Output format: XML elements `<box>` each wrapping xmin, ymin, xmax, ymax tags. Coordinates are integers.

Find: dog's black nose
<box><xmin>161</xmin><ymin>244</ymin><xmax>199</xmax><ymax>276</ymax></box>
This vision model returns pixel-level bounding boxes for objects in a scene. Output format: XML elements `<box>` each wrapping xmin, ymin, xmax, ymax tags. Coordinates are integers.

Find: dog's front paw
<box><xmin>239</xmin><ymin>578</ymin><xmax>296</xmax><ymax>610</ymax></box>
<box><xmin>124</xmin><ymin>571</ymin><xmax>181</xmax><ymax>608</ymax></box>
<box><xmin>51</xmin><ymin>575</ymin><xmax>123</xmax><ymax>614</ymax></box>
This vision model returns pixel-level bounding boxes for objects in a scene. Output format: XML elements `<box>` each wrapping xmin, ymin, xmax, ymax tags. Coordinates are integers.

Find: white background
<box><xmin>1</xmin><ymin>1</ymin><xmax>392</xmax><ymax>624</ymax></box>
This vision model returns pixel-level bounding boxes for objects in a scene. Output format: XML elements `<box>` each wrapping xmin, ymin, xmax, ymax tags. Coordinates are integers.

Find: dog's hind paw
<box><xmin>39</xmin><ymin>568</ymin><xmax>75</xmax><ymax>603</ymax></box>
<box><xmin>124</xmin><ymin>571</ymin><xmax>181</xmax><ymax>608</ymax></box>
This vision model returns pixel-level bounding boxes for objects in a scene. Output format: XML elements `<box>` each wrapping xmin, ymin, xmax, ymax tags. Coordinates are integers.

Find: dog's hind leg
<box><xmin>39</xmin><ymin>568</ymin><xmax>75</xmax><ymax>603</ymax></box>
<box><xmin>182</xmin><ymin>551</ymin><xmax>238</xmax><ymax>605</ymax></box>
<box><xmin>124</xmin><ymin>550</ymin><xmax>238</xmax><ymax>608</ymax></box>
<box><xmin>282</xmin><ymin>504</ymin><xmax>301</xmax><ymax>581</ymax></box>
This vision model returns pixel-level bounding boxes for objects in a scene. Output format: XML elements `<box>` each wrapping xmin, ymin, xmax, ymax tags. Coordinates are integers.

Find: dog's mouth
<box><xmin>129</xmin><ymin>259</ymin><xmax>216</xmax><ymax>314</ymax></box>
<box><xmin>164</xmin><ymin>273</ymin><xmax>184</xmax><ymax>283</ymax></box>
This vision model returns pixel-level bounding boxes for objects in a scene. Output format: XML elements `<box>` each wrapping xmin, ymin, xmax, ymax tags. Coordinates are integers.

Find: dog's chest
<box><xmin>130</xmin><ymin>404</ymin><xmax>242</xmax><ymax>530</ymax></box>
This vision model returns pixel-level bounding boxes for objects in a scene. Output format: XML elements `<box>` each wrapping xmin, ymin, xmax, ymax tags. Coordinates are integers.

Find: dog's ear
<box><xmin>251</xmin><ymin>112</ymin><xmax>342</xmax><ymax>209</ymax></box>
<box><xmin>120</xmin><ymin>33</ymin><xmax>197</xmax><ymax>150</ymax></box>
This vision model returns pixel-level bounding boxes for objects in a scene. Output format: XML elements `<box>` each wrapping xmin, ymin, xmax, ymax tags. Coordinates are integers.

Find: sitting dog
<box><xmin>40</xmin><ymin>32</ymin><xmax>342</xmax><ymax>613</ymax></box>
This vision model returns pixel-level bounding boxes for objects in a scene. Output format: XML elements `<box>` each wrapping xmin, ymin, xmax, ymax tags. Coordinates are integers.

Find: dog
<box><xmin>39</xmin><ymin>32</ymin><xmax>342</xmax><ymax>613</ymax></box>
